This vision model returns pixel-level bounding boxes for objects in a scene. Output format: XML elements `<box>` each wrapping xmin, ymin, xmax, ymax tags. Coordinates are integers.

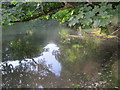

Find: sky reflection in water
<box><xmin>1</xmin><ymin>43</ymin><xmax>62</xmax><ymax>77</ymax></box>
<box><xmin>34</xmin><ymin>43</ymin><xmax>61</xmax><ymax>76</ymax></box>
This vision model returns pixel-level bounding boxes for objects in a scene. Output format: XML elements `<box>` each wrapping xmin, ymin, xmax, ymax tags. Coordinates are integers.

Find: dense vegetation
<box><xmin>2</xmin><ymin>2</ymin><xmax>120</xmax><ymax>35</ymax></box>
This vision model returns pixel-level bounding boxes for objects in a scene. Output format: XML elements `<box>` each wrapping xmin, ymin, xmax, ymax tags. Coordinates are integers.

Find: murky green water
<box><xmin>1</xmin><ymin>19</ymin><xmax>119</xmax><ymax>88</ymax></box>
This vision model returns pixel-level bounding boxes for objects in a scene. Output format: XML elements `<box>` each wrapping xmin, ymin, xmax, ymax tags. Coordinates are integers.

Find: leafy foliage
<box><xmin>68</xmin><ymin>3</ymin><xmax>118</xmax><ymax>29</ymax></box>
<box><xmin>2</xmin><ymin>2</ymin><xmax>119</xmax><ymax>34</ymax></box>
<box><xmin>2</xmin><ymin>2</ymin><xmax>63</xmax><ymax>26</ymax></box>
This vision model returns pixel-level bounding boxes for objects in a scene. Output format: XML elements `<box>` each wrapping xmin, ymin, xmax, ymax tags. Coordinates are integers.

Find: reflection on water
<box><xmin>37</xmin><ymin>43</ymin><xmax>61</xmax><ymax>76</ymax></box>
<box><xmin>1</xmin><ymin>19</ymin><xmax>119</xmax><ymax>88</ymax></box>
<box><xmin>1</xmin><ymin>43</ymin><xmax>61</xmax><ymax>76</ymax></box>
<box><xmin>1</xmin><ymin>42</ymin><xmax>62</xmax><ymax>88</ymax></box>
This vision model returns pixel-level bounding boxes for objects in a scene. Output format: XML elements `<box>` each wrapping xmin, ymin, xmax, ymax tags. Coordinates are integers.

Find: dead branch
<box><xmin>110</xmin><ymin>28</ymin><xmax>120</xmax><ymax>35</ymax></box>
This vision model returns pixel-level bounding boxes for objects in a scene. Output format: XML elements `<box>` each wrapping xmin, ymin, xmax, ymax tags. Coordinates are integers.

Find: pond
<box><xmin>1</xmin><ymin>19</ymin><xmax>119</xmax><ymax>88</ymax></box>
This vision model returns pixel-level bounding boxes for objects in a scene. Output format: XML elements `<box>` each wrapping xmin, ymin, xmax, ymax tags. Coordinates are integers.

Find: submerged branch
<box><xmin>110</xmin><ymin>28</ymin><xmax>120</xmax><ymax>35</ymax></box>
<box><xmin>67</xmin><ymin>35</ymin><xmax>85</xmax><ymax>39</ymax></box>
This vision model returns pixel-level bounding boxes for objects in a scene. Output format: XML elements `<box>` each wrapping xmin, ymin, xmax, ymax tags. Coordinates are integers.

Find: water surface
<box><xmin>1</xmin><ymin>19</ymin><xmax>119</xmax><ymax>88</ymax></box>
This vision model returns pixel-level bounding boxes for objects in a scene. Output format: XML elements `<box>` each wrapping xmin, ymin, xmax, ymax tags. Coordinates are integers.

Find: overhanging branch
<box><xmin>10</xmin><ymin>3</ymin><xmax>74</xmax><ymax>23</ymax></box>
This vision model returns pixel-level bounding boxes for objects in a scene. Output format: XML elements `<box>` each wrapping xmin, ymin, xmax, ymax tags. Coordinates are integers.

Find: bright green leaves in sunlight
<box><xmin>52</xmin><ymin>9</ymin><xmax>74</xmax><ymax>23</ymax></box>
<box><xmin>10</xmin><ymin>2</ymin><xmax>19</xmax><ymax>5</ymax></box>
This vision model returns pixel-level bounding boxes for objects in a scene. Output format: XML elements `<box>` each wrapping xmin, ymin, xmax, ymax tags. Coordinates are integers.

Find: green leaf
<box><xmin>81</xmin><ymin>17</ymin><xmax>92</xmax><ymax>25</ymax></box>
<box><xmin>70</xmin><ymin>9</ymin><xmax>75</xmax><ymax>15</ymax></box>
<box><xmin>69</xmin><ymin>19</ymin><xmax>79</xmax><ymax>27</ymax></box>
<box><xmin>93</xmin><ymin>19</ymin><xmax>100</xmax><ymax>28</ymax></box>
<box><xmin>45</xmin><ymin>15</ymin><xmax>50</xmax><ymax>19</ymax></box>
<box><xmin>92</xmin><ymin>5</ymin><xmax>100</xmax><ymax>13</ymax></box>
<box><xmin>76</xmin><ymin>12</ymin><xmax>84</xmax><ymax>19</ymax></box>
<box><xmin>74</xmin><ymin>84</ymin><xmax>81</xmax><ymax>88</ymax></box>
<box><xmin>84</xmin><ymin>25</ymin><xmax>91</xmax><ymax>29</ymax></box>
<box><xmin>68</xmin><ymin>16</ymin><xmax>74</xmax><ymax>21</ymax></box>
<box><xmin>100</xmin><ymin>18</ymin><xmax>110</xmax><ymax>27</ymax></box>
<box><xmin>85</xmin><ymin>11</ymin><xmax>95</xmax><ymax>18</ymax></box>
<box><xmin>11</xmin><ymin>2</ymin><xmax>19</xmax><ymax>5</ymax></box>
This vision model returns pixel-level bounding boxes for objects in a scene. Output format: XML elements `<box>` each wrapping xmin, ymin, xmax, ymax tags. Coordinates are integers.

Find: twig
<box><xmin>110</xmin><ymin>28</ymin><xmax>120</xmax><ymax>35</ymax></box>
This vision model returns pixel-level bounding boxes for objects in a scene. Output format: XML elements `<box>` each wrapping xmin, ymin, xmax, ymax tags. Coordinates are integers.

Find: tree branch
<box><xmin>110</xmin><ymin>28</ymin><xmax>120</xmax><ymax>35</ymax></box>
<box><xmin>10</xmin><ymin>3</ymin><xmax>74</xmax><ymax>23</ymax></box>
